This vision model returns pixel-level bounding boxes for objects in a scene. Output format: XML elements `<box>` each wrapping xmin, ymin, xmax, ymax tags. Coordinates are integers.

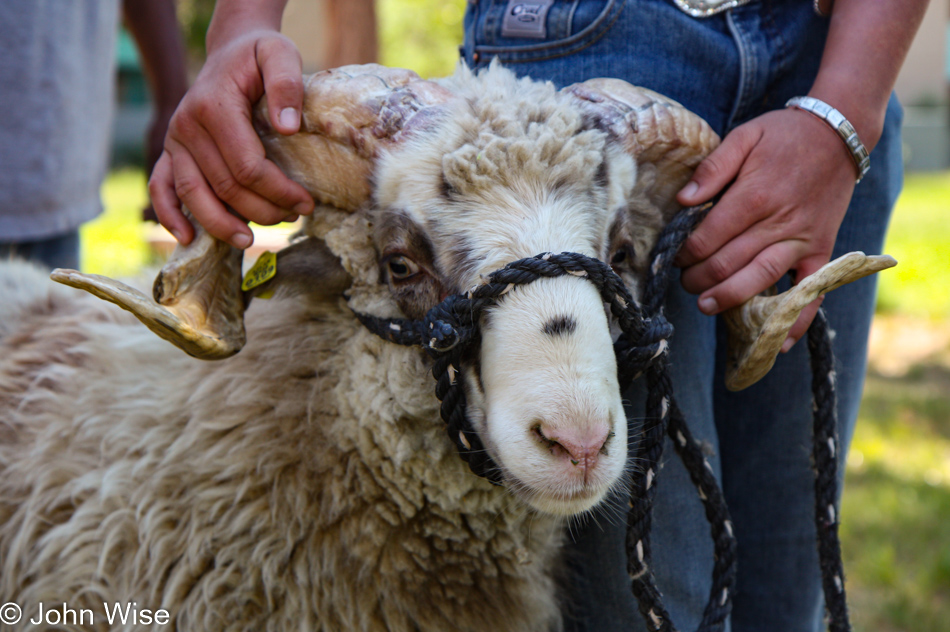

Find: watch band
<box><xmin>786</xmin><ymin>96</ymin><xmax>871</xmax><ymax>184</ymax></box>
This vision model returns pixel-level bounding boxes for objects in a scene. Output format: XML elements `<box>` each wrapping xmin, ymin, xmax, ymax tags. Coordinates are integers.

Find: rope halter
<box><xmin>353</xmin><ymin>250</ymin><xmax>672</xmax><ymax>483</ymax></box>
<box><xmin>351</xmin><ymin>202</ymin><xmax>850</xmax><ymax>632</ymax></box>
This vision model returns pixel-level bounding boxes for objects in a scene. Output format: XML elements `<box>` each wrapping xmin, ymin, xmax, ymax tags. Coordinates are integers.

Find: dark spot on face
<box><xmin>542</xmin><ymin>316</ymin><xmax>577</xmax><ymax>337</ymax></box>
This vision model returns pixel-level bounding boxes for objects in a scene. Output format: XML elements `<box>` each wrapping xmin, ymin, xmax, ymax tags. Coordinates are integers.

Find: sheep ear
<box><xmin>242</xmin><ymin>237</ymin><xmax>351</xmax><ymax>304</ymax></box>
<box><xmin>562</xmin><ymin>79</ymin><xmax>720</xmax><ymax>218</ymax></box>
<box><xmin>723</xmin><ymin>252</ymin><xmax>897</xmax><ymax>391</ymax></box>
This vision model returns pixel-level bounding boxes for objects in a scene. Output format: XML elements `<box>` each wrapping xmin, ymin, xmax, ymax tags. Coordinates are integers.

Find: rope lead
<box><xmin>352</xmin><ymin>202</ymin><xmax>850</xmax><ymax>632</ymax></box>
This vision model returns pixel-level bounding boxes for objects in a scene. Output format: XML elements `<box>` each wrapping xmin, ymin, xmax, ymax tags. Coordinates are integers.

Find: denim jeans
<box><xmin>462</xmin><ymin>1</ymin><xmax>904</xmax><ymax>630</ymax></box>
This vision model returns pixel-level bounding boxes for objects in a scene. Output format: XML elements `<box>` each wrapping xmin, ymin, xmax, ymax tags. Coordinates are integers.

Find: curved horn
<box><xmin>53</xmin><ymin>64</ymin><xmax>456</xmax><ymax>359</ymax></box>
<box><xmin>723</xmin><ymin>252</ymin><xmax>897</xmax><ymax>391</ymax></box>
<box><xmin>562</xmin><ymin>79</ymin><xmax>720</xmax><ymax>215</ymax></box>
<box><xmin>52</xmin><ymin>220</ymin><xmax>245</xmax><ymax>360</ymax></box>
<box><xmin>255</xmin><ymin>64</ymin><xmax>458</xmax><ymax>211</ymax></box>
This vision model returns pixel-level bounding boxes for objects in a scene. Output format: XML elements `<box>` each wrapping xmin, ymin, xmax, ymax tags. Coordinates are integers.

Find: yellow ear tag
<box><xmin>242</xmin><ymin>251</ymin><xmax>277</xmax><ymax>299</ymax></box>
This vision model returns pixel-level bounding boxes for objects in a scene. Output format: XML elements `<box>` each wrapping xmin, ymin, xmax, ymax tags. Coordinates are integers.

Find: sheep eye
<box><xmin>610</xmin><ymin>244</ymin><xmax>634</xmax><ymax>269</ymax></box>
<box><xmin>385</xmin><ymin>255</ymin><xmax>421</xmax><ymax>281</ymax></box>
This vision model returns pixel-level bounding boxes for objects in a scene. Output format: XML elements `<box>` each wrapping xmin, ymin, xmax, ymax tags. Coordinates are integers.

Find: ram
<box><xmin>0</xmin><ymin>63</ymin><xmax>886</xmax><ymax>631</ymax></box>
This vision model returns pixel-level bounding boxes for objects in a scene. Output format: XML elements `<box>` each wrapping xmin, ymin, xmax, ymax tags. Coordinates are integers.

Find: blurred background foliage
<box><xmin>876</xmin><ymin>173</ymin><xmax>950</xmax><ymax>318</ymax></box>
<box><xmin>176</xmin><ymin>0</ymin><xmax>215</xmax><ymax>62</ymax></box>
<box><xmin>175</xmin><ymin>0</ymin><xmax>464</xmax><ymax>76</ymax></box>
<box><xmin>81</xmin><ymin>2</ymin><xmax>949</xmax><ymax>630</ymax></box>
<box><xmin>378</xmin><ymin>0</ymin><xmax>463</xmax><ymax>77</ymax></box>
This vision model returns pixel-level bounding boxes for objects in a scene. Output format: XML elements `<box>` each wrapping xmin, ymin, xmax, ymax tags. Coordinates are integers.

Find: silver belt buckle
<box><xmin>672</xmin><ymin>0</ymin><xmax>755</xmax><ymax>18</ymax></box>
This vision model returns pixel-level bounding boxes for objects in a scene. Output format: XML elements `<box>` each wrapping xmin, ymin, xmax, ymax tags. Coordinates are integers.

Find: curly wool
<box><xmin>373</xmin><ymin>62</ymin><xmax>623</xmax><ymax>295</ymax></box>
<box><xmin>438</xmin><ymin>63</ymin><xmax>606</xmax><ymax>200</ymax></box>
<box><xmin>0</xmin><ymin>260</ymin><xmax>563</xmax><ymax>632</ymax></box>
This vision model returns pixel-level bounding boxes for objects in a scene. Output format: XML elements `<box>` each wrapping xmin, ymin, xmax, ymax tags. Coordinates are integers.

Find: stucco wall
<box><xmin>895</xmin><ymin>0</ymin><xmax>948</xmax><ymax>106</ymax></box>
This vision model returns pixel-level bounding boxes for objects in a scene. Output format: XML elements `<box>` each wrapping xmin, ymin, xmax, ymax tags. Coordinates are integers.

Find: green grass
<box><xmin>877</xmin><ymin>171</ymin><xmax>950</xmax><ymax>319</ymax></box>
<box><xmin>841</xmin><ymin>170</ymin><xmax>950</xmax><ymax>630</ymax></box>
<box><xmin>844</xmin><ymin>365</ymin><xmax>950</xmax><ymax>632</ymax></box>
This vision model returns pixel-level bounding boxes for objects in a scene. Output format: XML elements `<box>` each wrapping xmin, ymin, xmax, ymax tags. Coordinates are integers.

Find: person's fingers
<box><xmin>676</xmin><ymin>122</ymin><xmax>763</xmax><ymax>208</ymax></box>
<box><xmin>674</xmin><ymin>131</ymin><xmax>771</xmax><ymax>269</ymax></box>
<box><xmin>781</xmin><ymin>296</ymin><xmax>824</xmax><ymax>353</ymax></box>
<box><xmin>674</xmin><ymin>174</ymin><xmax>779</xmax><ymax>270</ymax></box>
<box><xmin>179</xmin><ymin>124</ymin><xmax>301</xmax><ymax>226</ymax></box>
<box><xmin>679</xmin><ymin>215</ymin><xmax>804</xmax><ymax>295</ymax></box>
<box><xmin>197</xmin><ymin>103</ymin><xmax>314</xmax><ymax>217</ymax></box>
<box><xmin>149</xmin><ymin>151</ymin><xmax>194</xmax><ymax>244</ymax></box>
<box><xmin>694</xmin><ymin>241</ymin><xmax>800</xmax><ymax>315</ymax></box>
<box><xmin>256</xmin><ymin>35</ymin><xmax>305</xmax><ymax>136</ymax></box>
<box><xmin>167</xmin><ymin>140</ymin><xmax>253</xmax><ymax>248</ymax></box>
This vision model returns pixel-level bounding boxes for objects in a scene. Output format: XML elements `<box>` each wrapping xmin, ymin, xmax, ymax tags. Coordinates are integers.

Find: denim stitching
<box><xmin>725</xmin><ymin>9</ymin><xmax>756</xmax><ymax>132</ymax></box>
<box><xmin>549</xmin><ymin>2</ymin><xmax>569</xmax><ymax>40</ymax></box>
<box><xmin>483</xmin><ymin>1</ymin><xmax>501</xmax><ymax>47</ymax></box>
<box><xmin>566</xmin><ymin>0</ymin><xmax>581</xmax><ymax>34</ymax></box>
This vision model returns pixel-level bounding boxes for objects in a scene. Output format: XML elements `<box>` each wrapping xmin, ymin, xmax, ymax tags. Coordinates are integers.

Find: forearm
<box><xmin>810</xmin><ymin>0</ymin><xmax>930</xmax><ymax>150</ymax></box>
<box><xmin>123</xmin><ymin>0</ymin><xmax>188</xmax><ymax>111</ymax></box>
<box><xmin>205</xmin><ymin>0</ymin><xmax>290</xmax><ymax>53</ymax></box>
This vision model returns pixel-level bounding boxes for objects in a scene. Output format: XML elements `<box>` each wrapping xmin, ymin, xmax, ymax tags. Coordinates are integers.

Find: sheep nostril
<box><xmin>533</xmin><ymin>424</ymin><xmax>570</xmax><ymax>458</ymax></box>
<box><xmin>533</xmin><ymin>423</ymin><xmax>611</xmax><ymax>471</ymax></box>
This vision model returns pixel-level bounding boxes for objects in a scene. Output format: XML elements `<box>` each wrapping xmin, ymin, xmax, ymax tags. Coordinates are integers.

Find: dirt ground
<box><xmin>868</xmin><ymin>314</ymin><xmax>950</xmax><ymax>377</ymax></box>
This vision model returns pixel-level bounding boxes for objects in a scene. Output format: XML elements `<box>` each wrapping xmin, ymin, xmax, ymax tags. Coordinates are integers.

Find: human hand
<box><xmin>149</xmin><ymin>30</ymin><xmax>315</xmax><ymax>248</ymax></box>
<box><xmin>675</xmin><ymin>107</ymin><xmax>859</xmax><ymax>351</ymax></box>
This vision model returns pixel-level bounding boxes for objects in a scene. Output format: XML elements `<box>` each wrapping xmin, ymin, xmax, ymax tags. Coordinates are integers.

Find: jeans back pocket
<box><xmin>466</xmin><ymin>0</ymin><xmax>625</xmax><ymax>65</ymax></box>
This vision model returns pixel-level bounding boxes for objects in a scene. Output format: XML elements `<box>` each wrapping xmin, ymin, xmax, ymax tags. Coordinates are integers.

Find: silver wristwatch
<box><xmin>786</xmin><ymin>96</ymin><xmax>871</xmax><ymax>184</ymax></box>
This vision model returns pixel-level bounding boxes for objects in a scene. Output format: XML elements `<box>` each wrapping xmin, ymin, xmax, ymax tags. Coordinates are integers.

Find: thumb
<box><xmin>257</xmin><ymin>36</ymin><xmax>304</xmax><ymax>136</ymax></box>
<box><xmin>677</xmin><ymin>123</ymin><xmax>761</xmax><ymax>207</ymax></box>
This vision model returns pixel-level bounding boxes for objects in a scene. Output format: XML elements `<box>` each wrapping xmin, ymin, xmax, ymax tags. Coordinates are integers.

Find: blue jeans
<box><xmin>462</xmin><ymin>1</ymin><xmax>904</xmax><ymax>630</ymax></box>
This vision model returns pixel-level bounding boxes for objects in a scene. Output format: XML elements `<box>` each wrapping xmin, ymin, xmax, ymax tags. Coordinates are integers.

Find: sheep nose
<box><xmin>534</xmin><ymin>423</ymin><xmax>611</xmax><ymax>477</ymax></box>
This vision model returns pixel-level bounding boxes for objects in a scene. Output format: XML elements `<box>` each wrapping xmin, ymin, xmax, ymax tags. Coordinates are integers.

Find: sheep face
<box><xmin>367</xmin><ymin>77</ymin><xmax>646</xmax><ymax>516</ymax></box>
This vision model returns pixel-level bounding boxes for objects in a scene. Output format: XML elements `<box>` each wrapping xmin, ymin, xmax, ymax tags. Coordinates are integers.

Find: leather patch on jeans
<box><xmin>501</xmin><ymin>0</ymin><xmax>555</xmax><ymax>39</ymax></box>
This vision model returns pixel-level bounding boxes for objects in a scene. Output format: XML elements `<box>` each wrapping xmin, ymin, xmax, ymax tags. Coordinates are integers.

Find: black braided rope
<box><xmin>619</xmin><ymin>201</ymin><xmax>737</xmax><ymax>631</ymax></box>
<box><xmin>352</xmin><ymin>200</ymin><xmax>850</xmax><ymax>632</ymax></box>
<box><xmin>354</xmin><ymin>240</ymin><xmax>736</xmax><ymax>630</ymax></box>
<box><xmin>807</xmin><ymin>309</ymin><xmax>851</xmax><ymax>632</ymax></box>
<box><xmin>354</xmin><ymin>251</ymin><xmax>658</xmax><ymax>484</ymax></box>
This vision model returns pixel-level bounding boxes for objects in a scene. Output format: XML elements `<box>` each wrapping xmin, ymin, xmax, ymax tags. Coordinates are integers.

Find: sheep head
<box><xmin>288</xmin><ymin>63</ymin><xmax>720</xmax><ymax>515</ymax></box>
